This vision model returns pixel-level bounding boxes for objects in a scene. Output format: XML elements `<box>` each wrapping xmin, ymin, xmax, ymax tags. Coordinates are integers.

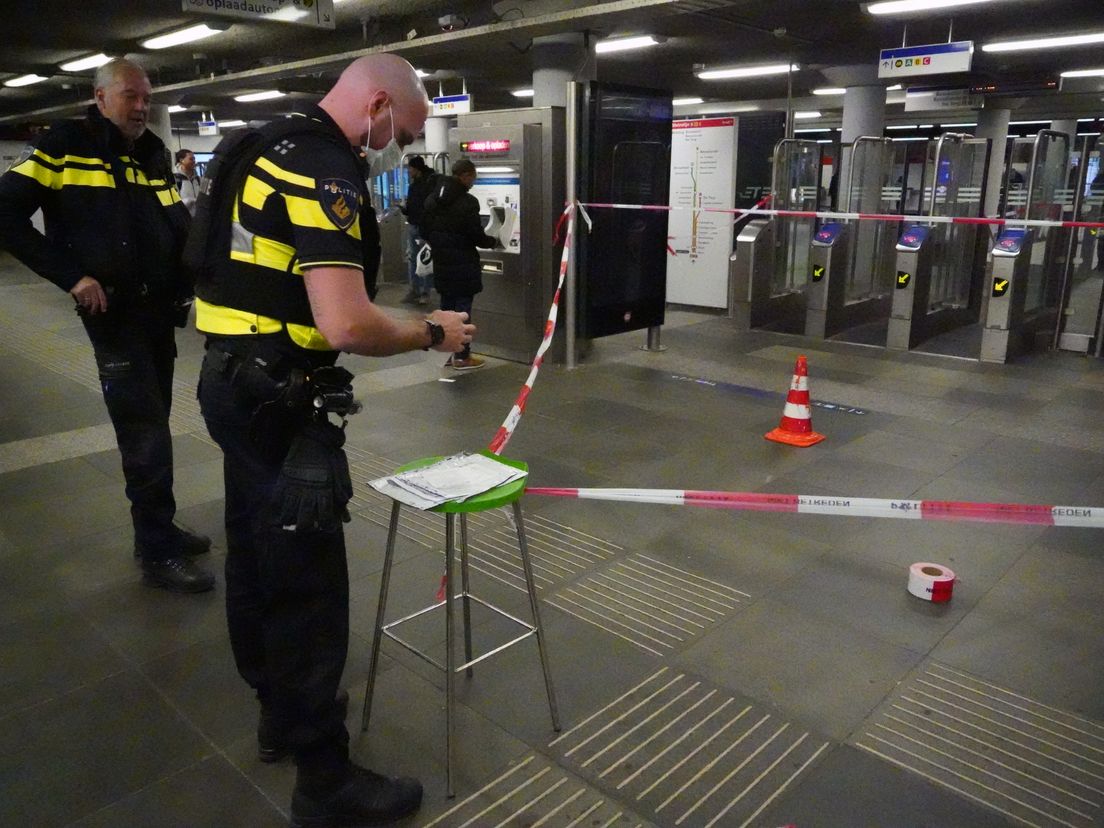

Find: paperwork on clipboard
<box><xmin>368</xmin><ymin>453</ymin><xmax>527</xmax><ymax>510</ymax></box>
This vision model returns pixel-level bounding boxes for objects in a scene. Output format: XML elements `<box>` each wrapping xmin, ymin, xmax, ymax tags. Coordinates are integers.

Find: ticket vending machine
<box><xmin>886</xmin><ymin>224</ymin><xmax>934</xmax><ymax>350</ymax></box>
<box><xmin>804</xmin><ymin>222</ymin><xmax>850</xmax><ymax>337</ymax></box>
<box><xmin>450</xmin><ymin>107</ymin><xmax>564</xmax><ymax>363</ymax></box>
<box><xmin>981</xmin><ymin>229</ymin><xmax>1033</xmax><ymax>363</ymax></box>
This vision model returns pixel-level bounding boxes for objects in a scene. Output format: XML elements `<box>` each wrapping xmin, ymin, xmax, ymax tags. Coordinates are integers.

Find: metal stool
<box><xmin>360</xmin><ymin>453</ymin><xmax>560</xmax><ymax>797</ymax></box>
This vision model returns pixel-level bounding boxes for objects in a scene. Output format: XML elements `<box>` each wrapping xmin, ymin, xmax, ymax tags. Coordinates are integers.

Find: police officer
<box><xmin>0</xmin><ymin>58</ymin><xmax>214</xmax><ymax>593</ymax></box>
<box><xmin>194</xmin><ymin>54</ymin><xmax>473</xmax><ymax>826</ymax></box>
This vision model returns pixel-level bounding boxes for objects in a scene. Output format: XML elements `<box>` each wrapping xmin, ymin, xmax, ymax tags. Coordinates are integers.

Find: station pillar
<box><xmin>822</xmin><ymin>65</ymin><xmax>886</xmax><ymax>208</ymax></box>
<box><xmin>976</xmin><ymin>108</ymin><xmax>1010</xmax><ymax>218</ymax></box>
<box><xmin>532</xmin><ymin>33</ymin><xmax>595</xmax><ymax>108</ymax></box>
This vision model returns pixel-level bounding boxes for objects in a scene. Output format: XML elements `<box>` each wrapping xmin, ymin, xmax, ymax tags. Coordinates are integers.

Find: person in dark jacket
<box><xmin>422</xmin><ymin>159</ymin><xmax>498</xmax><ymax>369</ymax></box>
<box><xmin>399</xmin><ymin>154</ymin><xmax>436</xmax><ymax>304</ymax></box>
<box><xmin>0</xmin><ymin>58</ymin><xmax>214</xmax><ymax>593</ymax></box>
<box><xmin>174</xmin><ymin>148</ymin><xmax>201</xmax><ymax>217</ymax></box>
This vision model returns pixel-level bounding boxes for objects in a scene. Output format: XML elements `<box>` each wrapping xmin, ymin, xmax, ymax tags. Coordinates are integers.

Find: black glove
<box><xmin>172</xmin><ymin>296</ymin><xmax>194</xmax><ymax>328</ymax></box>
<box><xmin>272</xmin><ymin>418</ymin><xmax>352</xmax><ymax>533</ymax></box>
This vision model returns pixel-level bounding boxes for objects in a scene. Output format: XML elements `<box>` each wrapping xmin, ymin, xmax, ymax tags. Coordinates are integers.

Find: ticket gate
<box><xmin>806</xmin><ymin>136</ymin><xmax>897</xmax><ymax>339</ymax></box>
<box><xmin>451</xmin><ymin>107</ymin><xmax>564</xmax><ymax>363</ymax></box>
<box><xmin>981</xmin><ymin>130</ymin><xmax>1072</xmax><ymax>362</ymax></box>
<box><xmin>730</xmin><ymin>139</ymin><xmax>823</xmax><ymax>331</ymax></box>
<box><xmin>887</xmin><ymin>133</ymin><xmax>990</xmax><ymax>352</ymax></box>
<box><xmin>1056</xmin><ymin>134</ymin><xmax>1104</xmax><ymax>356</ymax></box>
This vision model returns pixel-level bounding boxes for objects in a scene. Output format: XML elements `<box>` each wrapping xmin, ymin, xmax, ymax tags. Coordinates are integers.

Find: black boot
<box><xmin>259</xmin><ymin>690</ymin><xmax>350</xmax><ymax>763</ymax></box>
<box><xmin>141</xmin><ymin>557</ymin><xmax>216</xmax><ymax>593</ymax></box>
<box><xmin>134</xmin><ymin>526</ymin><xmax>212</xmax><ymax>560</ymax></box>
<box><xmin>290</xmin><ymin>763</ymin><xmax>423</xmax><ymax>827</ymax></box>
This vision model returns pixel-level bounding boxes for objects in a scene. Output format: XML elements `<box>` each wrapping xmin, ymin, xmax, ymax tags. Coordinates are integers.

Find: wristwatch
<box><xmin>423</xmin><ymin>319</ymin><xmax>445</xmax><ymax>350</ymax></box>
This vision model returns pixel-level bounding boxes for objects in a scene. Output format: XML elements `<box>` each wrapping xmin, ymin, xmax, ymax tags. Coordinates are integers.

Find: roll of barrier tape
<box><xmin>907</xmin><ymin>562</ymin><xmax>955</xmax><ymax>603</ymax></box>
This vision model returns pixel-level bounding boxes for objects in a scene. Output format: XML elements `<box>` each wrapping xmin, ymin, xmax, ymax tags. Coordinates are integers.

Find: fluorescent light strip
<box><xmin>1009</xmin><ymin>120</ymin><xmax>1050</xmax><ymax>125</ymax></box>
<box><xmin>673</xmin><ymin>97</ymin><xmax>704</xmax><ymax>106</ymax></box>
<box><xmin>1062</xmin><ymin>68</ymin><xmax>1104</xmax><ymax>78</ymax></box>
<box><xmin>984</xmin><ymin>31</ymin><xmax>1104</xmax><ymax>53</ymax></box>
<box><xmin>4</xmin><ymin>74</ymin><xmax>48</xmax><ymax>87</ymax></box>
<box><xmin>793</xmin><ymin>110</ymin><xmax>821</xmax><ymax>119</ymax></box>
<box><xmin>794</xmin><ymin>128</ymin><xmax>830</xmax><ymax>133</ymax></box>
<box><xmin>892</xmin><ymin>136</ymin><xmax>930</xmax><ymax>142</ymax></box>
<box><xmin>511</xmin><ymin>89</ymin><xmax>534</xmax><ymax>98</ymax></box>
<box><xmin>595</xmin><ymin>35</ymin><xmax>658</xmax><ymax>54</ymax></box>
<box><xmin>887</xmin><ymin>84</ymin><xmax>903</xmax><ymax>91</ymax></box>
<box><xmin>475</xmin><ymin>166</ymin><xmax>514</xmax><ymax>174</ymax></box>
<box><xmin>59</xmin><ymin>53</ymin><xmax>111</xmax><ymax>72</ymax></box>
<box><xmin>697</xmin><ymin>63</ymin><xmax>797</xmax><ymax>80</ymax></box>
<box><xmin>142</xmin><ymin>24</ymin><xmax>224</xmax><ymax>50</ymax></box>
<box><xmin>218</xmin><ymin>120</ymin><xmax>246</xmax><ymax>128</ymax></box>
<box><xmin>812</xmin><ymin>87</ymin><xmax>846</xmax><ymax>96</ymax></box>
<box><xmin>869</xmin><ymin>0</ymin><xmax>995</xmax><ymax>14</ymax></box>
<box><xmin>1078</xmin><ymin>132</ymin><xmax>1101</xmax><ymax>136</ymax></box>
<box><xmin>1077</xmin><ymin>117</ymin><xmax>1099</xmax><ymax>122</ymax></box>
<box><xmin>167</xmin><ymin>105</ymin><xmax>187</xmax><ymax>113</ymax></box>
<box><xmin>886</xmin><ymin>124</ymin><xmax>917</xmax><ymax>130</ymax></box>
<box><xmin>234</xmin><ymin>90</ymin><xmax>286</xmax><ymax>103</ymax></box>
<box><xmin>415</xmin><ymin>69</ymin><xmax>431</xmax><ymax>78</ymax></box>
<box><xmin>940</xmin><ymin>122</ymin><xmax>976</xmax><ymax>127</ymax></box>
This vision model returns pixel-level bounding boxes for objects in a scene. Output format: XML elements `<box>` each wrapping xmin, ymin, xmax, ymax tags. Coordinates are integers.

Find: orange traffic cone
<box><xmin>765</xmin><ymin>355</ymin><xmax>825</xmax><ymax>447</ymax></box>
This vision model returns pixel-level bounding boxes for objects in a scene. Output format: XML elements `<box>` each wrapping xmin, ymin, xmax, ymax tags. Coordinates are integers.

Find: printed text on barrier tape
<box><xmin>577</xmin><ymin>202</ymin><xmax>1104</xmax><ymax>232</ymax></box>
<box><xmin>487</xmin><ymin>204</ymin><xmax>574</xmax><ymax>455</ymax></box>
<box><xmin>525</xmin><ymin>487</ymin><xmax>1104</xmax><ymax>529</ymax></box>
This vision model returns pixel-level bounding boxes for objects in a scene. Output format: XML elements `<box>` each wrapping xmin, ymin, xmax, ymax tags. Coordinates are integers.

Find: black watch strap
<box><xmin>423</xmin><ymin>319</ymin><xmax>444</xmax><ymax>350</ymax></box>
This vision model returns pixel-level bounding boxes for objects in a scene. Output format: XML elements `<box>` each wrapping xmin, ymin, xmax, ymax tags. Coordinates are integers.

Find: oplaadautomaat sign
<box><xmin>182</xmin><ymin>0</ymin><xmax>335</xmax><ymax>29</ymax></box>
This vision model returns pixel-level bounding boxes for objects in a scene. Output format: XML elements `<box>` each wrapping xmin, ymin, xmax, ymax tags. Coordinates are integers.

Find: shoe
<box><xmin>290</xmin><ymin>764</ymin><xmax>423</xmax><ymax>827</ymax></box>
<box><xmin>449</xmin><ymin>356</ymin><xmax>484</xmax><ymax>371</ymax></box>
<box><xmin>134</xmin><ymin>527</ymin><xmax>212</xmax><ymax>560</ymax></box>
<box><xmin>416</xmin><ymin>293</ymin><xmax>430</xmax><ymax>306</ymax></box>
<box><xmin>399</xmin><ymin>290</ymin><xmax>420</xmax><ymax>305</ymax></box>
<box><xmin>259</xmin><ymin>690</ymin><xmax>350</xmax><ymax>764</ymax></box>
<box><xmin>141</xmin><ymin>556</ymin><xmax>215</xmax><ymax>593</ymax></box>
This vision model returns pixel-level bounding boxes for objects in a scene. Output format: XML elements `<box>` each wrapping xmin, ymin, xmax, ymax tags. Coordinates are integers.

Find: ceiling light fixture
<box><xmin>1009</xmin><ymin>119</ymin><xmax>1049</xmax><ymax>125</ymax></box>
<box><xmin>868</xmin><ymin>0</ymin><xmax>996</xmax><ymax>14</ymax></box>
<box><xmin>142</xmin><ymin>23</ymin><xmax>226</xmax><ymax>50</ymax></box>
<box><xmin>415</xmin><ymin>69</ymin><xmax>431</xmax><ymax>78</ymax></box>
<box><xmin>59</xmin><ymin>53</ymin><xmax>111</xmax><ymax>72</ymax></box>
<box><xmin>1061</xmin><ymin>68</ymin><xmax>1104</xmax><ymax>78</ymax></box>
<box><xmin>983</xmin><ymin>31</ymin><xmax>1104</xmax><ymax>53</ymax></box>
<box><xmin>595</xmin><ymin>35</ymin><xmax>659</xmax><ymax>54</ymax></box>
<box><xmin>891</xmin><ymin>136</ymin><xmax>930</xmax><ymax>141</ymax></box>
<box><xmin>793</xmin><ymin>110</ymin><xmax>821</xmax><ymax>119</ymax></box>
<box><xmin>218</xmin><ymin>119</ymin><xmax>247</xmax><ymax>128</ymax></box>
<box><xmin>475</xmin><ymin>166</ymin><xmax>515</xmax><ymax>174</ymax></box>
<box><xmin>812</xmin><ymin>87</ymin><xmax>846</xmax><ymax>96</ymax></box>
<box><xmin>887</xmin><ymin>124</ymin><xmax>918</xmax><ymax>130</ymax></box>
<box><xmin>697</xmin><ymin>63</ymin><xmax>798</xmax><ymax>80</ymax></box>
<box><xmin>167</xmin><ymin>105</ymin><xmax>187</xmax><ymax>113</ymax></box>
<box><xmin>511</xmin><ymin>88</ymin><xmax>535</xmax><ymax>98</ymax></box>
<box><xmin>234</xmin><ymin>90</ymin><xmax>286</xmax><ymax>103</ymax></box>
<box><xmin>794</xmin><ymin>128</ymin><xmax>831</xmax><ymax>133</ymax></box>
<box><xmin>673</xmin><ymin>96</ymin><xmax>704</xmax><ymax>105</ymax></box>
<box><xmin>940</xmin><ymin>122</ymin><xmax>977</xmax><ymax>127</ymax></box>
<box><xmin>4</xmin><ymin>74</ymin><xmax>49</xmax><ymax>87</ymax></box>
<box><xmin>887</xmin><ymin>84</ymin><xmax>903</xmax><ymax>91</ymax></box>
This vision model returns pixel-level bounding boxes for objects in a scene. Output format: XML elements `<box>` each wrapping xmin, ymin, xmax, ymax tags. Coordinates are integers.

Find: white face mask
<box><xmin>364</xmin><ymin>105</ymin><xmax>403</xmax><ymax>178</ymax></box>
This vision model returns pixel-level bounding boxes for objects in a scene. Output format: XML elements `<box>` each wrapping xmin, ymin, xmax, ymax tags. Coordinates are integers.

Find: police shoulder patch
<box><xmin>318</xmin><ymin>178</ymin><xmax>359</xmax><ymax>230</ymax></box>
<box><xmin>7</xmin><ymin>143</ymin><xmax>34</xmax><ymax>172</ymax></box>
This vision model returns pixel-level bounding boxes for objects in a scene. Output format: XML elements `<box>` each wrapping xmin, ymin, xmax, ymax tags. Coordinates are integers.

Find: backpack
<box><xmin>183</xmin><ymin>117</ymin><xmax>357</xmax><ymax>305</ymax></box>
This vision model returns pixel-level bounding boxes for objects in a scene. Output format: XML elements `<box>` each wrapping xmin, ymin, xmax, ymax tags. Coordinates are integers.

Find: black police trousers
<box><xmin>197</xmin><ymin>340</ymin><xmax>350</xmax><ymax>775</ymax></box>
<box><xmin>81</xmin><ymin>294</ymin><xmax>179</xmax><ymax>559</ymax></box>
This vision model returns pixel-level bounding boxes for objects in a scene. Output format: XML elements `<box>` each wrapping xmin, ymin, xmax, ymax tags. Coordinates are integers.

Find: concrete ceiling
<box><xmin>1</xmin><ymin>0</ymin><xmax>1102</xmax><ymax>132</ymax></box>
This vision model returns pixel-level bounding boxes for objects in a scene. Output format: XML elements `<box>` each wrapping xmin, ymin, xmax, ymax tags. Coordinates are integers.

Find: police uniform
<box><xmin>0</xmin><ymin>105</ymin><xmax>193</xmax><ymax>561</ymax></box>
<box><xmin>195</xmin><ymin>104</ymin><xmax>376</xmax><ymax>782</ymax></box>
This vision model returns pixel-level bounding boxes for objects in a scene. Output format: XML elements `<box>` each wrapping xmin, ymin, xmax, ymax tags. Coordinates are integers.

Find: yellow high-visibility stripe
<box><xmin>29</xmin><ymin>150</ymin><xmax>111</xmax><ymax>170</ymax></box>
<box><xmin>242</xmin><ymin>174</ymin><xmax>275</xmax><ymax>211</ymax></box>
<box><xmin>229</xmin><ymin>233</ymin><xmax>303</xmax><ymax>275</ymax></box>
<box><xmin>154</xmin><ymin>186</ymin><xmax>181</xmax><ymax>207</ymax></box>
<box><xmin>255</xmin><ymin>155</ymin><xmax>314</xmax><ymax>189</ymax></box>
<box><xmin>13</xmin><ymin>162</ymin><xmax>115</xmax><ymax>189</ymax></box>
<box><xmin>284</xmin><ymin>193</ymin><xmax>362</xmax><ymax>238</ymax></box>
<box><xmin>194</xmin><ymin>297</ymin><xmax>332</xmax><ymax>351</ymax></box>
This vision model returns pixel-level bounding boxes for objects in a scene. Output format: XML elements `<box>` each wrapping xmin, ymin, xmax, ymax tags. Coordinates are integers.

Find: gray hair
<box><xmin>93</xmin><ymin>58</ymin><xmax>147</xmax><ymax>92</ymax></box>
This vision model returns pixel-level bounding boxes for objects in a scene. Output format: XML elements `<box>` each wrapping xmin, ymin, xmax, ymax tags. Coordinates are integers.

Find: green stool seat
<box><xmin>360</xmin><ymin>452</ymin><xmax>560</xmax><ymax>798</ymax></box>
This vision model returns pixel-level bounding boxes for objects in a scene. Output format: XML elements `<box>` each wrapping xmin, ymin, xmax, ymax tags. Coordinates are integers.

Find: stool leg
<box><xmin>512</xmin><ymin>501</ymin><xmax>561</xmax><ymax>732</ymax></box>
<box><xmin>444</xmin><ymin>513</ymin><xmax>457</xmax><ymax>798</ymax></box>
<box><xmin>362</xmin><ymin>500</ymin><xmax>402</xmax><ymax>733</ymax></box>
<box><xmin>459</xmin><ymin>514</ymin><xmax>474</xmax><ymax>677</ymax></box>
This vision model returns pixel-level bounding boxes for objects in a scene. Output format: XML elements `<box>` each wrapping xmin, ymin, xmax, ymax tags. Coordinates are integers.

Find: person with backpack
<box><xmin>421</xmin><ymin>158</ymin><xmax>499</xmax><ymax>369</ymax></box>
<box><xmin>399</xmin><ymin>154</ymin><xmax>436</xmax><ymax>304</ymax></box>
<box><xmin>191</xmin><ymin>54</ymin><xmax>473</xmax><ymax>827</ymax></box>
<box><xmin>0</xmin><ymin>58</ymin><xmax>214</xmax><ymax>593</ymax></box>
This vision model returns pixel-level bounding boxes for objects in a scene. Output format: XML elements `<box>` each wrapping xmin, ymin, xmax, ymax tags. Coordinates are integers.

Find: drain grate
<box><xmin>853</xmin><ymin>662</ymin><xmax>1104</xmax><ymax>828</ymax></box>
<box><xmin>546</xmin><ymin>554</ymin><xmax>748</xmax><ymax>656</ymax></box>
<box><xmin>551</xmin><ymin>667</ymin><xmax>830</xmax><ymax>828</ymax></box>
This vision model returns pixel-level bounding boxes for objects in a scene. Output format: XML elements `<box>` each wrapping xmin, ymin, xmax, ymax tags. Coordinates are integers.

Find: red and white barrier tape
<box><xmin>579</xmin><ymin>201</ymin><xmax>1104</xmax><ymax>232</ymax></box>
<box><xmin>487</xmin><ymin>204</ymin><xmax>575</xmax><ymax>455</ymax></box>
<box><xmin>526</xmin><ymin>487</ymin><xmax>1104</xmax><ymax>528</ymax></box>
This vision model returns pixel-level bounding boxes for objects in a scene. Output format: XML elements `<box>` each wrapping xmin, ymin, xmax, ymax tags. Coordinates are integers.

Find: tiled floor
<box><xmin>2</xmin><ymin>252</ymin><xmax>1103</xmax><ymax>828</ymax></box>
